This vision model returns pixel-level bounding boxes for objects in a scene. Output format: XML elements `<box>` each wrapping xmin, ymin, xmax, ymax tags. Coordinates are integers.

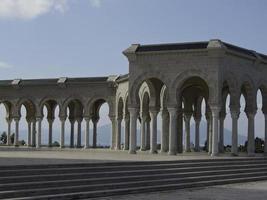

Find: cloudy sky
<box><xmin>0</xmin><ymin>0</ymin><xmax>266</xmax><ymax>143</ymax></box>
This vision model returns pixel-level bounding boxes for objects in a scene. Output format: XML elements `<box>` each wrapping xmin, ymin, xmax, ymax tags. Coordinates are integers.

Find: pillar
<box><xmin>76</xmin><ymin>118</ymin><xmax>82</xmax><ymax>148</ymax></box>
<box><xmin>140</xmin><ymin>114</ymin><xmax>147</xmax><ymax>151</ymax></box>
<box><xmin>31</xmin><ymin>119</ymin><xmax>36</xmax><ymax>147</ymax></box>
<box><xmin>150</xmin><ymin>108</ymin><xmax>158</xmax><ymax>154</ymax></box>
<box><xmin>205</xmin><ymin>113</ymin><xmax>210</xmax><ymax>152</ymax></box>
<box><xmin>231</xmin><ymin>108</ymin><xmax>239</xmax><ymax>156</ymax></box>
<box><xmin>26</xmin><ymin>119</ymin><xmax>32</xmax><ymax>147</ymax></box>
<box><xmin>6</xmin><ymin>118</ymin><xmax>11</xmax><ymax>146</ymax></box>
<box><xmin>36</xmin><ymin>117</ymin><xmax>42</xmax><ymax>148</ymax></box>
<box><xmin>48</xmin><ymin>118</ymin><xmax>54</xmax><ymax>147</ymax></box>
<box><xmin>123</xmin><ymin>115</ymin><xmax>130</xmax><ymax>150</ymax></box>
<box><xmin>14</xmin><ymin>117</ymin><xmax>20</xmax><ymax>146</ymax></box>
<box><xmin>177</xmin><ymin>109</ymin><xmax>183</xmax><ymax>153</ymax></box>
<box><xmin>161</xmin><ymin>109</ymin><xmax>169</xmax><ymax>153</ymax></box>
<box><xmin>219</xmin><ymin>112</ymin><xmax>226</xmax><ymax>153</ymax></box>
<box><xmin>184</xmin><ymin>112</ymin><xmax>192</xmax><ymax>152</ymax></box>
<box><xmin>60</xmin><ymin>117</ymin><xmax>66</xmax><ymax>148</ymax></box>
<box><xmin>194</xmin><ymin>116</ymin><xmax>201</xmax><ymax>152</ymax></box>
<box><xmin>168</xmin><ymin>107</ymin><xmax>177</xmax><ymax>155</ymax></box>
<box><xmin>145</xmin><ymin>117</ymin><xmax>151</xmax><ymax>150</ymax></box>
<box><xmin>208</xmin><ymin>114</ymin><xmax>213</xmax><ymax>154</ymax></box>
<box><xmin>115</xmin><ymin>117</ymin><xmax>122</xmax><ymax>150</ymax></box>
<box><xmin>69</xmin><ymin>119</ymin><xmax>75</xmax><ymax>148</ymax></box>
<box><xmin>211</xmin><ymin>106</ymin><xmax>220</xmax><ymax>156</ymax></box>
<box><xmin>246</xmin><ymin>111</ymin><xmax>256</xmax><ymax>156</ymax></box>
<box><xmin>110</xmin><ymin>115</ymin><xmax>116</xmax><ymax>149</ymax></box>
<box><xmin>264</xmin><ymin>114</ymin><xmax>267</xmax><ymax>155</ymax></box>
<box><xmin>92</xmin><ymin>117</ymin><xmax>99</xmax><ymax>148</ymax></box>
<box><xmin>129</xmin><ymin>107</ymin><xmax>138</xmax><ymax>154</ymax></box>
<box><xmin>84</xmin><ymin>117</ymin><xmax>90</xmax><ymax>149</ymax></box>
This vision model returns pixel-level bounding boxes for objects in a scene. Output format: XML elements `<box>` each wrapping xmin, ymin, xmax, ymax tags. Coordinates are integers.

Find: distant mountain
<box><xmin>12</xmin><ymin>123</ymin><xmax>251</xmax><ymax>147</ymax></box>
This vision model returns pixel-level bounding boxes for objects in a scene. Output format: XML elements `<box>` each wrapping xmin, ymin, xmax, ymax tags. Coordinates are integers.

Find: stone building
<box><xmin>1</xmin><ymin>39</ymin><xmax>267</xmax><ymax>156</ymax></box>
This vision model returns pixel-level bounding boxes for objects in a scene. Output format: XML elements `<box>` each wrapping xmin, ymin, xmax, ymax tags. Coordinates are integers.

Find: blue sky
<box><xmin>0</xmin><ymin>0</ymin><xmax>266</xmax><ymax>143</ymax></box>
<box><xmin>0</xmin><ymin>0</ymin><xmax>266</xmax><ymax>79</ymax></box>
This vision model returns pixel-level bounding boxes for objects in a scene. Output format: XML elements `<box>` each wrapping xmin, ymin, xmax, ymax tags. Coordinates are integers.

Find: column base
<box><xmin>231</xmin><ymin>152</ymin><xmax>239</xmax><ymax>156</ymax></box>
<box><xmin>115</xmin><ymin>147</ymin><xmax>121</xmax><ymax>151</ymax></box>
<box><xmin>129</xmin><ymin>149</ymin><xmax>136</xmax><ymax>154</ymax></box>
<box><xmin>123</xmin><ymin>147</ymin><xmax>129</xmax><ymax>151</ymax></box>
<box><xmin>160</xmin><ymin>150</ymin><xmax>168</xmax><ymax>154</ymax></box>
<box><xmin>168</xmin><ymin>150</ymin><xmax>176</xmax><ymax>155</ymax></box>
<box><xmin>247</xmin><ymin>152</ymin><xmax>255</xmax><ymax>157</ymax></box>
<box><xmin>149</xmin><ymin>150</ymin><xmax>158</xmax><ymax>154</ymax></box>
<box><xmin>211</xmin><ymin>152</ymin><xmax>219</xmax><ymax>157</ymax></box>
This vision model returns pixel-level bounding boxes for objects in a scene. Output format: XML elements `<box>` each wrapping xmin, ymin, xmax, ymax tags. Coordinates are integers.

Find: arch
<box><xmin>171</xmin><ymin>69</ymin><xmax>214</xmax><ymax>105</ymax></box>
<box><xmin>16</xmin><ymin>98</ymin><xmax>36</xmax><ymax>119</ymax></box>
<box><xmin>129</xmin><ymin>71</ymin><xmax>170</xmax><ymax>106</ymax></box>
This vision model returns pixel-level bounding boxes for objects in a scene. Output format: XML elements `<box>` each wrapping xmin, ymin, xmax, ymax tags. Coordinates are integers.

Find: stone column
<box><xmin>60</xmin><ymin>117</ymin><xmax>66</xmax><ymax>148</ymax></box>
<box><xmin>76</xmin><ymin>118</ymin><xmax>82</xmax><ymax>148</ymax></box>
<box><xmin>27</xmin><ymin>119</ymin><xmax>32</xmax><ymax>147</ymax></box>
<box><xmin>123</xmin><ymin>115</ymin><xmax>130</xmax><ymax>150</ymax></box>
<box><xmin>211</xmin><ymin>106</ymin><xmax>220</xmax><ymax>156</ymax></box>
<box><xmin>184</xmin><ymin>112</ymin><xmax>192</xmax><ymax>152</ymax></box>
<box><xmin>208</xmin><ymin>114</ymin><xmax>213</xmax><ymax>154</ymax></box>
<box><xmin>6</xmin><ymin>118</ymin><xmax>12</xmax><ymax>146</ymax></box>
<box><xmin>115</xmin><ymin>117</ymin><xmax>122</xmax><ymax>150</ymax></box>
<box><xmin>246</xmin><ymin>111</ymin><xmax>256</xmax><ymax>156</ymax></box>
<box><xmin>36</xmin><ymin>117</ymin><xmax>42</xmax><ymax>148</ymax></box>
<box><xmin>177</xmin><ymin>109</ymin><xmax>183</xmax><ymax>153</ymax></box>
<box><xmin>168</xmin><ymin>107</ymin><xmax>178</xmax><ymax>155</ymax></box>
<box><xmin>219</xmin><ymin>112</ymin><xmax>226</xmax><ymax>153</ymax></box>
<box><xmin>145</xmin><ymin>117</ymin><xmax>151</xmax><ymax>150</ymax></box>
<box><xmin>14</xmin><ymin>117</ymin><xmax>20</xmax><ymax>146</ymax></box>
<box><xmin>31</xmin><ymin>119</ymin><xmax>36</xmax><ymax>147</ymax></box>
<box><xmin>110</xmin><ymin>115</ymin><xmax>116</xmax><ymax>149</ymax></box>
<box><xmin>205</xmin><ymin>113</ymin><xmax>210</xmax><ymax>152</ymax></box>
<box><xmin>194</xmin><ymin>116</ymin><xmax>201</xmax><ymax>152</ymax></box>
<box><xmin>231</xmin><ymin>109</ymin><xmax>240</xmax><ymax>156</ymax></box>
<box><xmin>150</xmin><ymin>108</ymin><xmax>158</xmax><ymax>154</ymax></box>
<box><xmin>129</xmin><ymin>107</ymin><xmax>138</xmax><ymax>154</ymax></box>
<box><xmin>264</xmin><ymin>114</ymin><xmax>267</xmax><ymax>155</ymax></box>
<box><xmin>69</xmin><ymin>119</ymin><xmax>75</xmax><ymax>148</ymax></box>
<box><xmin>140</xmin><ymin>114</ymin><xmax>146</xmax><ymax>151</ymax></box>
<box><xmin>84</xmin><ymin>117</ymin><xmax>90</xmax><ymax>149</ymax></box>
<box><xmin>47</xmin><ymin>118</ymin><xmax>54</xmax><ymax>147</ymax></box>
<box><xmin>92</xmin><ymin>117</ymin><xmax>99</xmax><ymax>148</ymax></box>
<box><xmin>161</xmin><ymin>109</ymin><xmax>169</xmax><ymax>153</ymax></box>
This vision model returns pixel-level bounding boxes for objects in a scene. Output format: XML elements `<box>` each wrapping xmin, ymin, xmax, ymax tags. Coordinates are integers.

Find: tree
<box><xmin>0</xmin><ymin>132</ymin><xmax>7</xmax><ymax>144</ymax></box>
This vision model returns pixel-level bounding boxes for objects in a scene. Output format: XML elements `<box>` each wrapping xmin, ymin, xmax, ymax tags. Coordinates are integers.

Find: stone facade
<box><xmin>1</xmin><ymin>39</ymin><xmax>267</xmax><ymax>156</ymax></box>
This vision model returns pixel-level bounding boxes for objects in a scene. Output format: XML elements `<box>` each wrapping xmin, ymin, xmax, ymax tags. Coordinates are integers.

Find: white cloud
<box><xmin>89</xmin><ymin>0</ymin><xmax>102</xmax><ymax>8</ymax></box>
<box><xmin>0</xmin><ymin>61</ymin><xmax>12</xmax><ymax>69</ymax></box>
<box><xmin>0</xmin><ymin>0</ymin><xmax>67</xmax><ymax>20</ymax></box>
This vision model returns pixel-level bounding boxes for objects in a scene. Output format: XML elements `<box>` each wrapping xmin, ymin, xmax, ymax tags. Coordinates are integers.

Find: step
<box><xmin>0</xmin><ymin>163</ymin><xmax>266</xmax><ymax>184</ymax></box>
<box><xmin>1</xmin><ymin>171</ymin><xmax>267</xmax><ymax>199</ymax></box>
<box><xmin>1</xmin><ymin>159</ymin><xmax>266</xmax><ymax>177</ymax></box>
<box><xmin>12</xmin><ymin>175</ymin><xmax>267</xmax><ymax>200</ymax></box>
<box><xmin>0</xmin><ymin>166</ymin><xmax>265</xmax><ymax>191</ymax></box>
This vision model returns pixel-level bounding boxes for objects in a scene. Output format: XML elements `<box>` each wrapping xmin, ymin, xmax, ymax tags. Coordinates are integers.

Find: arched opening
<box><xmin>255</xmin><ymin>88</ymin><xmax>265</xmax><ymax>153</ymax></box>
<box><xmin>89</xmin><ymin>99</ymin><xmax>110</xmax><ymax>148</ymax></box>
<box><xmin>65</xmin><ymin>99</ymin><xmax>84</xmax><ymax>148</ymax></box>
<box><xmin>0</xmin><ymin>102</ymin><xmax>11</xmax><ymax>145</ymax></box>
<box><xmin>41</xmin><ymin>99</ymin><xmax>59</xmax><ymax>147</ymax></box>
<box><xmin>134</xmin><ymin>77</ymin><xmax>166</xmax><ymax>154</ymax></box>
<box><xmin>178</xmin><ymin>76</ymin><xmax>209</xmax><ymax>153</ymax></box>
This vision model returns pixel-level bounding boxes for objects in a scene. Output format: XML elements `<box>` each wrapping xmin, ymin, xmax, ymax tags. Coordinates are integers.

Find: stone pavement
<box><xmin>91</xmin><ymin>181</ymin><xmax>267</xmax><ymax>200</ymax></box>
<box><xmin>0</xmin><ymin>147</ymin><xmax>262</xmax><ymax>165</ymax></box>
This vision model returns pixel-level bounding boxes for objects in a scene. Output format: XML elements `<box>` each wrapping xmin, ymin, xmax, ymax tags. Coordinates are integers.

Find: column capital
<box><xmin>149</xmin><ymin>107</ymin><xmax>159</xmax><ymax>117</ymax></box>
<box><xmin>246</xmin><ymin>111</ymin><xmax>256</xmax><ymax>119</ymax></box>
<box><xmin>76</xmin><ymin>117</ymin><xmax>83</xmax><ymax>123</ymax></box>
<box><xmin>128</xmin><ymin>107</ymin><xmax>139</xmax><ymax>117</ymax></box>
<box><xmin>5</xmin><ymin>117</ymin><xmax>12</xmax><ymax>123</ymax></box>
<box><xmin>230</xmin><ymin>110</ymin><xmax>240</xmax><ymax>119</ymax></box>
<box><xmin>59</xmin><ymin>116</ymin><xmax>67</xmax><ymax>122</ymax></box>
<box><xmin>210</xmin><ymin>106</ymin><xmax>221</xmax><ymax>118</ymax></box>
<box><xmin>36</xmin><ymin>116</ymin><xmax>43</xmax><ymax>121</ymax></box>
<box><xmin>219</xmin><ymin>111</ymin><xmax>226</xmax><ymax>120</ymax></box>
<box><xmin>84</xmin><ymin>116</ymin><xmax>91</xmax><ymax>121</ymax></box>
<box><xmin>92</xmin><ymin>116</ymin><xmax>100</xmax><ymax>123</ymax></box>
<box><xmin>184</xmin><ymin>112</ymin><xmax>192</xmax><ymax>122</ymax></box>
<box><xmin>167</xmin><ymin>107</ymin><xmax>177</xmax><ymax>114</ymax></box>
<box><xmin>13</xmin><ymin>116</ymin><xmax>20</xmax><ymax>122</ymax></box>
<box><xmin>47</xmin><ymin>117</ymin><xmax>55</xmax><ymax>123</ymax></box>
<box><xmin>194</xmin><ymin>116</ymin><xmax>201</xmax><ymax>123</ymax></box>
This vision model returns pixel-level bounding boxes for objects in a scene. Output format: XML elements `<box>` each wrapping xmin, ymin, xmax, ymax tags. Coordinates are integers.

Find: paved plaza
<box><xmin>92</xmin><ymin>181</ymin><xmax>267</xmax><ymax>200</ymax></box>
